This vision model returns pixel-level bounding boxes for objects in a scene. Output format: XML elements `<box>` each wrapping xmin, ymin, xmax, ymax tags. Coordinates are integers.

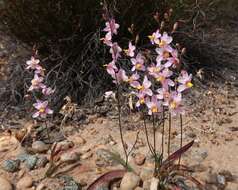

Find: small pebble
<box><xmin>81</xmin><ymin>152</ymin><xmax>93</xmax><ymax>160</ymax></box>
<box><xmin>60</xmin><ymin>151</ymin><xmax>80</xmax><ymax>162</ymax></box>
<box><xmin>0</xmin><ymin>177</ymin><xmax>13</xmax><ymax>190</ymax></box>
<box><xmin>134</xmin><ymin>153</ymin><xmax>146</xmax><ymax>166</ymax></box>
<box><xmin>24</xmin><ymin>155</ymin><xmax>38</xmax><ymax>170</ymax></box>
<box><xmin>150</xmin><ymin>177</ymin><xmax>159</xmax><ymax>190</ymax></box>
<box><xmin>120</xmin><ymin>172</ymin><xmax>140</xmax><ymax>190</ymax></box>
<box><xmin>36</xmin><ymin>183</ymin><xmax>45</xmax><ymax>190</ymax></box>
<box><xmin>217</xmin><ymin>174</ymin><xmax>226</xmax><ymax>186</ymax></box>
<box><xmin>2</xmin><ymin>159</ymin><xmax>20</xmax><ymax>173</ymax></box>
<box><xmin>55</xmin><ymin>141</ymin><xmax>74</xmax><ymax>152</ymax></box>
<box><xmin>36</xmin><ymin>156</ymin><xmax>48</xmax><ymax>168</ymax></box>
<box><xmin>32</xmin><ymin>141</ymin><xmax>49</xmax><ymax>153</ymax></box>
<box><xmin>16</xmin><ymin>175</ymin><xmax>33</xmax><ymax>190</ymax></box>
<box><xmin>219</xmin><ymin>170</ymin><xmax>234</xmax><ymax>182</ymax></box>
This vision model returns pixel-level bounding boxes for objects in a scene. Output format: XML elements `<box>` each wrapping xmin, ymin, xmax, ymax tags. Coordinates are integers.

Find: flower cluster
<box><xmin>103</xmin><ymin>18</ymin><xmax>193</xmax><ymax>116</ymax></box>
<box><xmin>26</xmin><ymin>55</ymin><xmax>54</xmax><ymax>118</ymax></box>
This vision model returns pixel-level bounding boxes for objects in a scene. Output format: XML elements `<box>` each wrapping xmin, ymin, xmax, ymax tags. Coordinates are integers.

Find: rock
<box><xmin>200</xmin><ymin>150</ymin><xmax>208</xmax><ymax>160</ymax></box>
<box><xmin>36</xmin><ymin>156</ymin><xmax>48</xmax><ymax>168</ymax></box>
<box><xmin>134</xmin><ymin>187</ymin><xmax>143</xmax><ymax>190</ymax></box>
<box><xmin>216</xmin><ymin>174</ymin><xmax>226</xmax><ymax>187</ymax></box>
<box><xmin>150</xmin><ymin>178</ymin><xmax>159</xmax><ymax>190</ymax></box>
<box><xmin>17</xmin><ymin>153</ymin><xmax>30</xmax><ymax>162</ymax></box>
<box><xmin>219</xmin><ymin>170</ymin><xmax>234</xmax><ymax>182</ymax></box>
<box><xmin>206</xmin><ymin>173</ymin><xmax>217</xmax><ymax>184</ymax></box>
<box><xmin>32</xmin><ymin>141</ymin><xmax>49</xmax><ymax>153</ymax></box>
<box><xmin>95</xmin><ymin>149</ymin><xmax>118</xmax><ymax>166</ymax></box>
<box><xmin>81</xmin><ymin>152</ymin><xmax>93</xmax><ymax>160</ymax></box>
<box><xmin>120</xmin><ymin>172</ymin><xmax>140</xmax><ymax>190</ymax></box>
<box><xmin>2</xmin><ymin>159</ymin><xmax>20</xmax><ymax>172</ymax></box>
<box><xmin>60</xmin><ymin>175</ymin><xmax>81</xmax><ymax>190</ymax></box>
<box><xmin>69</xmin><ymin>135</ymin><xmax>86</xmax><ymax>145</ymax></box>
<box><xmin>134</xmin><ymin>153</ymin><xmax>146</xmax><ymax>166</ymax></box>
<box><xmin>36</xmin><ymin>183</ymin><xmax>45</xmax><ymax>190</ymax></box>
<box><xmin>143</xmin><ymin>180</ymin><xmax>151</xmax><ymax>190</ymax></box>
<box><xmin>187</xmin><ymin>132</ymin><xmax>197</xmax><ymax>138</ymax></box>
<box><xmin>54</xmin><ymin>141</ymin><xmax>74</xmax><ymax>153</ymax></box>
<box><xmin>140</xmin><ymin>168</ymin><xmax>154</xmax><ymax>181</ymax></box>
<box><xmin>80</xmin><ymin>146</ymin><xmax>91</xmax><ymax>153</ymax></box>
<box><xmin>16</xmin><ymin>175</ymin><xmax>33</xmax><ymax>190</ymax></box>
<box><xmin>24</xmin><ymin>155</ymin><xmax>38</xmax><ymax>170</ymax></box>
<box><xmin>0</xmin><ymin>177</ymin><xmax>13</xmax><ymax>190</ymax></box>
<box><xmin>60</xmin><ymin>150</ymin><xmax>80</xmax><ymax>162</ymax></box>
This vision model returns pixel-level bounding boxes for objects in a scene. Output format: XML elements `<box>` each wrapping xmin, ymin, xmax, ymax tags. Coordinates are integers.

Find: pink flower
<box><xmin>26</xmin><ymin>57</ymin><xmax>41</xmax><ymax>70</ymax></box>
<box><xmin>28</xmin><ymin>74</ymin><xmax>44</xmax><ymax>91</ymax></box>
<box><xmin>104</xmin><ymin>19</ymin><xmax>120</xmax><ymax>35</ymax></box>
<box><xmin>102</xmin><ymin>32</ymin><xmax>113</xmax><ymax>46</ymax></box>
<box><xmin>166</xmin><ymin>49</ymin><xmax>180</xmax><ymax>68</ymax></box>
<box><xmin>156</xmin><ymin>46</ymin><xmax>173</xmax><ymax>64</ymax></box>
<box><xmin>127</xmin><ymin>73</ymin><xmax>140</xmax><ymax>84</ymax></box>
<box><xmin>34</xmin><ymin>66</ymin><xmax>45</xmax><ymax>76</ymax></box>
<box><xmin>110</xmin><ymin>43</ymin><xmax>122</xmax><ymax>61</ymax></box>
<box><xmin>158</xmin><ymin>32</ymin><xmax>173</xmax><ymax>48</ymax></box>
<box><xmin>177</xmin><ymin>70</ymin><xmax>193</xmax><ymax>92</ymax></box>
<box><xmin>131</xmin><ymin>53</ymin><xmax>145</xmax><ymax>71</ymax></box>
<box><xmin>134</xmin><ymin>92</ymin><xmax>147</xmax><ymax>108</ymax></box>
<box><xmin>168</xmin><ymin>92</ymin><xmax>184</xmax><ymax>116</ymax></box>
<box><xmin>42</xmin><ymin>87</ymin><xmax>55</xmax><ymax>96</ymax></box>
<box><xmin>33</xmin><ymin>100</ymin><xmax>53</xmax><ymax>118</ymax></box>
<box><xmin>130</xmin><ymin>76</ymin><xmax>153</xmax><ymax>96</ymax></box>
<box><xmin>125</xmin><ymin>42</ymin><xmax>136</xmax><ymax>57</ymax></box>
<box><xmin>147</xmin><ymin>62</ymin><xmax>163</xmax><ymax>78</ymax></box>
<box><xmin>113</xmin><ymin>69</ymin><xmax>128</xmax><ymax>84</ymax></box>
<box><xmin>148</xmin><ymin>30</ymin><xmax>161</xmax><ymax>45</ymax></box>
<box><xmin>146</xmin><ymin>95</ymin><xmax>162</xmax><ymax>115</ymax></box>
<box><xmin>105</xmin><ymin>61</ymin><xmax>118</xmax><ymax>78</ymax></box>
<box><xmin>155</xmin><ymin>69</ymin><xmax>174</xmax><ymax>90</ymax></box>
<box><xmin>156</xmin><ymin>88</ymin><xmax>171</xmax><ymax>106</ymax></box>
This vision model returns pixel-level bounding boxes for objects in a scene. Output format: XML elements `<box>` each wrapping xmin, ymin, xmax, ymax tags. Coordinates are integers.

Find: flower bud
<box><xmin>173</xmin><ymin>22</ymin><xmax>178</xmax><ymax>32</ymax></box>
<box><xmin>181</xmin><ymin>48</ymin><xmax>186</xmax><ymax>55</ymax></box>
<box><xmin>160</xmin><ymin>21</ymin><xmax>165</xmax><ymax>30</ymax></box>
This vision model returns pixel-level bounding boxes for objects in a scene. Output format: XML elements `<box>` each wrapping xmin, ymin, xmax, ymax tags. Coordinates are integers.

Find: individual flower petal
<box><xmin>145</xmin><ymin>95</ymin><xmax>162</xmax><ymax>115</ymax></box>
<box><xmin>125</xmin><ymin>42</ymin><xmax>136</xmax><ymax>57</ymax></box>
<box><xmin>148</xmin><ymin>30</ymin><xmax>161</xmax><ymax>45</ymax></box>
<box><xmin>26</xmin><ymin>57</ymin><xmax>40</xmax><ymax>70</ymax></box>
<box><xmin>32</xmin><ymin>100</ymin><xmax>53</xmax><ymax>119</ymax></box>
<box><xmin>110</xmin><ymin>43</ymin><xmax>122</xmax><ymax>61</ymax></box>
<box><xmin>177</xmin><ymin>70</ymin><xmax>193</xmax><ymax>92</ymax></box>
<box><xmin>28</xmin><ymin>74</ymin><xmax>44</xmax><ymax>91</ymax></box>
<box><xmin>103</xmin><ymin>19</ymin><xmax>120</xmax><ymax>35</ymax></box>
<box><xmin>159</xmin><ymin>32</ymin><xmax>173</xmax><ymax>48</ymax></box>
<box><xmin>42</xmin><ymin>87</ymin><xmax>55</xmax><ymax>96</ymax></box>
<box><xmin>131</xmin><ymin>53</ymin><xmax>145</xmax><ymax>71</ymax></box>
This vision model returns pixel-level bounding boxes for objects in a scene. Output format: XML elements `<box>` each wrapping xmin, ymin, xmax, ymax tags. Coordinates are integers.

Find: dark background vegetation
<box><xmin>0</xmin><ymin>0</ymin><xmax>237</xmax><ymax>110</ymax></box>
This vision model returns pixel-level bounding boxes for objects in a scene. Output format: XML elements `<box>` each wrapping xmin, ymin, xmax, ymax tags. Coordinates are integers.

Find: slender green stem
<box><xmin>152</xmin><ymin>113</ymin><xmax>157</xmax><ymax>174</ymax></box>
<box><xmin>168</xmin><ymin>113</ymin><xmax>172</xmax><ymax>157</ymax></box>
<box><xmin>116</xmin><ymin>83</ymin><xmax>128</xmax><ymax>166</ymax></box>
<box><xmin>161</xmin><ymin>107</ymin><xmax>165</xmax><ymax>160</ymax></box>
<box><xmin>142</xmin><ymin>113</ymin><xmax>155</xmax><ymax>156</ymax></box>
<box><xmin>178</xmin><ymin>114</ymin><xmax>183</xmax><ymax>165</ymax></box>
<box><xmin>152</xmin><ymin>113</ymin><xmax>156</xmax><ymax>154</ymax></box>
